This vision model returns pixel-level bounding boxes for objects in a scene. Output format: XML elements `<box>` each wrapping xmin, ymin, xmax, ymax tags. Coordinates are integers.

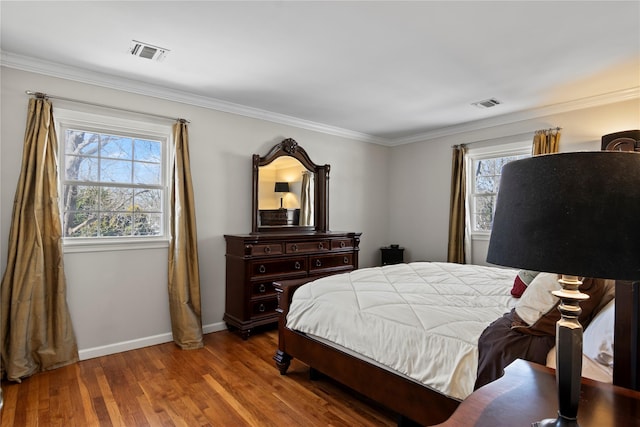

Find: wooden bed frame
<box><xmin>273</xmin><ymin>137</ymin><xmax>640</xmax><ymax>425</ymax></box>
<box><xmin>273</xmin><ymin>277</ymin><xmax>639</xmax><ymax>426</ymax></box>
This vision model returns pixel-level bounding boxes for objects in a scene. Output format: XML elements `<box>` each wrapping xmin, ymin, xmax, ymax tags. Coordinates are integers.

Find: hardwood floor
<box><xmin>0</xmin><ymin>328</ymin><xmax>396</xmax><ymax>426</ymax></box>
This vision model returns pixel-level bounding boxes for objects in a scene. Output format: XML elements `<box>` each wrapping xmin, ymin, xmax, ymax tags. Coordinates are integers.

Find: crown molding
<box><xmin>2</xmin><ymin>51</ymin><xmax>636</xmax><ymax>148</ymax></box>
<box><xmin>0</xmin><ymin>51</ymin><xmax>386</xmax><ymax>145</ymax></box>
<box><xmin>388</xmin><ymin>87</ymin><xmax>640</xmax><ymax>146</ymax></box>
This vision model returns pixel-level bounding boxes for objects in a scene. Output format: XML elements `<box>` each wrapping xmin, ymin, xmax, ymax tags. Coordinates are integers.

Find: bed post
<box><xmin>273</xmin><ymin>280</ymin><xmax>293</xmax><ymax>374</ymax></box>
<box><xmin>613</xmin><ymin>280</ymin><xmax>640</xmax><ymax>390</ymax></box>
<box><xmin>273</xmin><ymin>278</ymin><xmax>315</xmax><ymax>374</ymax></box>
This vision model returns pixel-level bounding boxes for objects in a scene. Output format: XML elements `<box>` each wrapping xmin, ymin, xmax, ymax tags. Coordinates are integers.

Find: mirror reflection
<box><xmin>258</xmin><ymin>157</ymin><xmax>315</xmax><ymax>227</ymax></box>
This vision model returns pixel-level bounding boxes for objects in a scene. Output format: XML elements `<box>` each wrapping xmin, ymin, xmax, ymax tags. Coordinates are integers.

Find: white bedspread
<box><xmin>286</xmin><ymin>262</ymin><xmax>518</xmax><ymax>400</ymax></box>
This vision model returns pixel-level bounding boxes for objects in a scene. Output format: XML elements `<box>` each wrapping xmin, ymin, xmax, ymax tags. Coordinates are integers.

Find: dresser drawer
<box><xmin>286</xmin><ymin>240</ymin><xmax>331</xmax><ymax>253</ymax></box>
<box><xmin>250</xmin><ymin>297</ymin><xmax>279</xmax><ymax>318</ymax></box>
<box><xmin>331</xmin><ymin>238</ymin><xmax>354</xmax><ymax>250</ymax></box>
<box><xmin>309</xmin><ymin>253</ymin><xmax>354</xmax><ymax>272</ymax></box>
<box><xmin>250</xmin><ymin>281</ymin><xmax>276</xmax><ymax>298</ymax></box>
<box><xmin>251</xmin><ymin>257</ymin><xmax>307</xmax><ymax>278</ymax></box>
<box><xmin>249</xmin><ymin>243</ymin><xmax>283</xmax><ymax>256</ymax></box>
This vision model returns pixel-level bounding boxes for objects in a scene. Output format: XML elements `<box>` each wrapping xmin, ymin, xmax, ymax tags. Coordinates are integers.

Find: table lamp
<box><xmin>487</xmin><ymin>151</ymin><xmax>640</xmax><ymax>426</ymax></box>
<box><xmin>274</xmin><ymin>181</ymin><xmax>290</xmax><ymax>209</ymax></box>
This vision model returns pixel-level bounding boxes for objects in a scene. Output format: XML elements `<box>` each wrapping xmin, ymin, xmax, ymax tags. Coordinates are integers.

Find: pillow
<box><xmin>513</xmin><ymin>276</ymin><xmax>609</xmax><ymax>337</ymax></box>
<box><xmin>583</xmin><ymin>299</ymin><xmax>615</xmax><ymax>367</ymax></box>
<box><xmin>510</xmin><ymin>269</ymin><xmax>540</xmax><ymax>298</ymax></box>
<box><xmin>514</xmin><ymin>272</ymin><xmax>560</xmax><ymax>325</ymax></box>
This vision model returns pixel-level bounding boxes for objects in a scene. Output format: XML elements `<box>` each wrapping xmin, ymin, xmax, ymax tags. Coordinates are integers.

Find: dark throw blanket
<box><xmin>474</xmin><ymin>309</ymin><xmax>554</xmax><ymax>390</ymax></box>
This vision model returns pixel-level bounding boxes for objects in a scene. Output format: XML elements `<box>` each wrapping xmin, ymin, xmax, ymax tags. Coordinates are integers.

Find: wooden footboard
<box><xmin>272</xmin><ymin>278</ymin><xmax>460</xmax><ymax>426</ymax></box>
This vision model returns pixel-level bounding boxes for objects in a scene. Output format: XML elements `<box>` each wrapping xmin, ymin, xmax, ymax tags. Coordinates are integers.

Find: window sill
<box><xmin>470</xmin><ymin>232</ymin><xmax>491</xmax><ymax>241</ymax></box>
<box><xmin>63</xmin><ymin>238</ymin><xmax>170</xmax><ymax>253</ymax></box>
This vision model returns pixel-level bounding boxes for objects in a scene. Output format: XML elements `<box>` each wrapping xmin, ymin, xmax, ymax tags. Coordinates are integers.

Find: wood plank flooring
<box><xmin>0</xmin><ymin>328</ymin><xmax>396</xmax><ymax>426</ymax></box>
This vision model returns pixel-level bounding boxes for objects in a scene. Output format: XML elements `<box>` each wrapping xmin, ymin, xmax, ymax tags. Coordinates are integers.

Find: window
<box><xmin>55</xmin><ymin>109</ymin><xmax>171</xmax><ymax>249</ymax></box>
<box><xmin>467</xmin><ymin>143</ymin><xmax>531</xmax><ymax>234</ymax></box>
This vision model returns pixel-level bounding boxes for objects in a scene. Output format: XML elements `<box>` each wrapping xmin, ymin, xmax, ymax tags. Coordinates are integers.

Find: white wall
<box><xmin>389</xmin><ymin>98</ymin><xmax>640</xmax><ymax>265</ymax></box>
<box><xmin>0</xmin><ymin>67</ymin><xmax>390</xmax><ymax>358</ymax></box>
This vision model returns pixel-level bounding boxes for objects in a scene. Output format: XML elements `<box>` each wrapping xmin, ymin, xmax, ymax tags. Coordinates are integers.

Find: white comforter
<box><xmin>286</xmin><ymin>262</ymin><xmax>518</xmax><ymax>400</ymax></box>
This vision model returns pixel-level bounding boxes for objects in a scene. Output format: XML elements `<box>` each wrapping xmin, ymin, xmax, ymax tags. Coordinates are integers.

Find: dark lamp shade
<box><xmin>487</xmin><ymin>151</ymin><xmax>640</xmax><ymax>280</ymax></box>
<box><xmin>274</xmin><ymin>182</ymin><xmax>290</xmax><ymax>193</ymax></box>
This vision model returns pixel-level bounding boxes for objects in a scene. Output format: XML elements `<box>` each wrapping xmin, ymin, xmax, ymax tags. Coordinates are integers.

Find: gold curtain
<box><xmin>447</xmin><ymin>145</ymin><xmax>467</xmax><ymax>264</ymax></box>
<box><xmin>299</xmin><ymin>171</ymin><xmax>313</xmax><ymax>226</ymax></box>
<box><xmin>1</xmin><ymin>97</ymin><xmax>78</xmax><ymax>382</ymax></box>
<box><xmin>532</xmin><ymin>128</ymin><xmax>561</xmax><ymax>155</ymax></box>
<box><xmin>168</xmin><ymin>121</ymin><xmax>204</xmax><ymax>349</ymax></box>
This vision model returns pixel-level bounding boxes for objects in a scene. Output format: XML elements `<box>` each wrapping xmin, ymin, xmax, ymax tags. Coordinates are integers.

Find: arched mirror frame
<box><xmin>252</xmin><ymin>138</ymin><xmax>330</xmax><ymax>233</ymax></box>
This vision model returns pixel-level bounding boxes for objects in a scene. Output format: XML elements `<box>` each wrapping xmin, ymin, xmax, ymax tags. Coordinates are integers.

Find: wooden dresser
<box><xmin>224</xmin><ymin>231</ymin><xmax>361</xmax><ymax>338</ymax></box>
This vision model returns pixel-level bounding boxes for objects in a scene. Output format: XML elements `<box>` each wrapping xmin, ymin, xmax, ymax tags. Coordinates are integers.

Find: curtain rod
<box><xmin>25</xmin><ymin>90</ymin><xmax>190</xmax><ymax>123</ymax></box>
<box><xmin>451</xmin><ymin>127</ymin><xmax>563</xmax><ymax>148</ymax></box>
<box><xmin>536</xmin><ymin>126</ymin><xmax>562</xmax><ymax>133</ymax></box>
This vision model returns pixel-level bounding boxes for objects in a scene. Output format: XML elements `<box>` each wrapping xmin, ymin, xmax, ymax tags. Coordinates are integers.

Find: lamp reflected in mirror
<box><xmin>274</xmin><ymin>181</ymin><xmax>290</xmax><ymax>209</ymax></box>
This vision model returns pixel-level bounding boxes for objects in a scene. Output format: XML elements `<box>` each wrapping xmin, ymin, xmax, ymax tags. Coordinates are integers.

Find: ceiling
<box><xmin>1</xmin><ymin>1</ymin><xmax>638</xmax><ymax>145</ymax></box>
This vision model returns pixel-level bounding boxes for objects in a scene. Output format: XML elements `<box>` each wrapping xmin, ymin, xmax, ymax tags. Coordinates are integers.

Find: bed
<box><xmin>273</xmin><ymin>261</ymin><xmax>637</xmax><ymax>426</ymax></box>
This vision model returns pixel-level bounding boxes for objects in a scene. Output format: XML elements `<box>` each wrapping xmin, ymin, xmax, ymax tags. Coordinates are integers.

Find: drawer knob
<box><xmin>264</xmin><ymin>246</ymin><xmax>271</xmax><ymax>254</ymax></box>
<box><xmin>343</xmin><ymin>257</ymin><xmax>349</xmax><ymax>264</ymax></box>
<box><xmin>259</xmin><ymin>265</ymin><xmax>266</xmax><ymax>274</ymax></box>
<box><xmin>258</xmin><ymin>284</ymin><xmax>266</xmax><ymax>293</ymax></box>
<box><xmin>258</xmin><ymin>303</ymin><xmax>266</xmax><ymax>313</ymax></box>
<box><xmin>294</xmin><ymin>261</ymin><xmax>301</xmax><ymax>270</ymax></box>
<box><xmin>315</xmin><ymin>259</ymin><xmax>322</xmax><ymax>267</ymax></box>
<box><xmin>318</xmin><ymin>243</ymin><xmax>324</xmax><ymax>250</ymax></box>
<box><xmin>340</xmin><ymin>241</ymin><xmax>346</xmax><ymax>248</ymax></box>
<box><xmin>291</xmin><ymin>244</ymin><xmax>298</xmax><ymax>252</ymax></box>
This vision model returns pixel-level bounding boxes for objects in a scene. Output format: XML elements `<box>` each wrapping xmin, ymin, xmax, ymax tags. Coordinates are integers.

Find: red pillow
<box><xmin>510</xmin><ymin>270</ymin><xmax>539</xmax><ymax>298</ymax></box>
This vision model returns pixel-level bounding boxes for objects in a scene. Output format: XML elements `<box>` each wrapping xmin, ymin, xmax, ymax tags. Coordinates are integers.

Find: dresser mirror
<box><xmin>252</xmin><ymin>138</ymin><xmax>329</xmax><ymax>233</ymax></box>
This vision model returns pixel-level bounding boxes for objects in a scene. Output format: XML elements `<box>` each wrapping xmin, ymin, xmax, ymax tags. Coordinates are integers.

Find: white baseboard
<box><xmin>78</xmin><ymin>321</ymin><xmax>227</xmax><ymax>361</ymax></box>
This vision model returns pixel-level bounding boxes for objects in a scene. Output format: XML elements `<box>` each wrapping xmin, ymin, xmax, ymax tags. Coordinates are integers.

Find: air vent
<box><xmin>129</xmin><ymin>40</ymin><xmax>169</xmax><ymax>61</ymax></box>
<box><xmin>472</xmin><ymin>98</ymin><xmax>501</xmax><ymax>109</ymax></box>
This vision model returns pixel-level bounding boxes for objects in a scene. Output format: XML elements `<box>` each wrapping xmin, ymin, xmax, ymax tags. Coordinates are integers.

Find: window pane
<box><xmin>475</xmin><ymin>175</ymin><xmax>496</xmax><ymax>193</ymax></box>
<box><xmin>99</xmin><ymin>212</ymin><xmax>133</xmax><ymax>236</ymax></box>
<box><xmin>100</xmin><ymin>187</ymin><xmax>133</xmax><ymax>211</ymax></box>
<box><xmin>133</xmin><ymin>162</ymin><xmax>161</xmax><ymax>185</ymax></box>
<box><xmin>134</xmin><ymin>139</ymin><xmax>161</xmax><ymax>162</ymax></box>
<box><xmin>101</xmin><ymin>159</ymin><xmax>133</xmax><ymax>184</ymax></box>
<box><xmin>65</xmin><ymin>130</ymin><xmax>99</xmax><ymax>155</ymax></box>
<box><xmin>66</xmin><ymin>155</ymin><xmax>99</xmax><ymax>181</ymax></box>
<box><xmin>61</xmin><ymin>122</ymin><xmax>166</xmax><ymax>241</ymax></box>
<box><xmin>64</xmin><ymin>211</ymin><xmax>98</xmax><ymax>237</ymax></box>
<box><xmin>470</xmin><ymin>151</ymin><xmax>530</xmax><ymax>233</ymax></box>
<box><xmin>100</xmin><ymin>136</ymin><xmax>132</xmax><ymax>160</ymax></box>
<box><xmin>473</xmin><ymin>194</ymin><xmax>496</xmax><ymax>231</ymax></box>
<box><xmin>475</xmin><ymin>159</ymin><xmax>495</xmax><ymax>177</ymax></box>
<box><xmin>134</xmin><ymin>188</ymin><xmax>162</xmax><ymax>211</ymax></box>
<box><xmin>133</xmin><ymin>213</ymin><xmax>162</xmax><ymax>236</ymax></box>
<box><xmin>64</xmin><ymin>185</ymin><xmax>101</xmax><ymax>211</ymax></box>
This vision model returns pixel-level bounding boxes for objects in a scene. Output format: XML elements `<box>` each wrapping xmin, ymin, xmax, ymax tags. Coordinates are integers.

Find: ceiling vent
<box><xmin>472</xmin><ymin>98</ymin><xmax>501</xmax><ymax>109</ymax></box>
<box><xmin>129</xmin><ymin>40</ymin><xmax>169</xmax><ymax>61</ymax></box>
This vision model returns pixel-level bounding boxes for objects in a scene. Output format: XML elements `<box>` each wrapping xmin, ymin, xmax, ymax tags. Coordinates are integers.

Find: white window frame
<box><xmin>55</xmin><ymin>108</ymin><xmax>172</xmax><ymax>253</ymax></box>
<box><xmin>465</xmin><ymin>141</ymin><xmax>531</xmax><ymax>241</ymax></box>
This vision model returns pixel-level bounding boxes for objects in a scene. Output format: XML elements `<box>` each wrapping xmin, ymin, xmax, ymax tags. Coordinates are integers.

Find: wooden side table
<box><xmin>380</xmin><ymin>246</ymin><xmax>404</xmax><ymax>265</ymax></box>
<box><xmin>435</xmin><ymin>359</ymin><xmax>640</xmax><ymax>427</ymax></box>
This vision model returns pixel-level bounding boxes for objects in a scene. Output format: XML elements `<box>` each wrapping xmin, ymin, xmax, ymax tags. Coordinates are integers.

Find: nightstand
<box><xmin>435</xmin><ymin>359</ymin><xmax>640</xmax><ymax>427</ymax></box>
<box><xmin>380</xmin><ymin>246</ymin><xmax>404</xmax><ymax>265</ymax></box>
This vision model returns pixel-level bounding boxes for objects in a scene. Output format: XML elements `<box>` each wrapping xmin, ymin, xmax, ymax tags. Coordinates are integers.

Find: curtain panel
<box><xmin>533</xmin><ymin>129</ymin><xmax>561</xmax><ymax>155</ymax></box>
<box><xmin>299</xmin><ymin>171</ymin><xmax>313</xmax><ymax>226</ymax></box>
<box><xmin>168</xmin><ymin>121</ymin><xmax>204</xmax><ymax>349</ymax></box>
<box><xmin>1</xmin><ymin>98</ymin><xmax>78</xmax><ymax>382</ymax></box>
<box><xmin>447</xmin><ymin>145</ymin><xmax>467</xmax><ymax>264</ymax></box>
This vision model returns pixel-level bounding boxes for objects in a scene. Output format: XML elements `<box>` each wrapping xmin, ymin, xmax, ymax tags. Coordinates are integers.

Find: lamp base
<box><xmin>532</xmin><ymin>414</ymin><xmax>579</xmax><ymax>427</ymax></box>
